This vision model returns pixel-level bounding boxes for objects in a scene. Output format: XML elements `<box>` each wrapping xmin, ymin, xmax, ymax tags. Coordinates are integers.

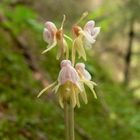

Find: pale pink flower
<box><xmin>58</xmin><ymin>60</ymin><xmax>79</xmax><ymax>85</ymax></box>
<box><xmin>72</xmin><ymin>20</ymin><xmax>100</xmax><ymax>62</ymax></box>
<box><xmin>38</xmin><ymin>61</ymin><xmax>97</xmax><ymax>108</ymax></box>
<box><xmin>83</xmin><ymin>20</ymin><xmax>100</xmax><ymax>48</ymax></box>
<box><xmin>42</xmin><ymin>16</ymin><xmax>69</xmax><ymax>59</ymax></box>
<box><xmin>75</xmin><ymin>62</ymin><xmax>97</xmax><ymax>99</ymax></box>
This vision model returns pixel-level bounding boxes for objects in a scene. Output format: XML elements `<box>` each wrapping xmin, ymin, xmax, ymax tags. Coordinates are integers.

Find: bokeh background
<box><xmin>0</xmin><ymin>0</ymin><xmax>140</xmax><ymax>140</ymax></box>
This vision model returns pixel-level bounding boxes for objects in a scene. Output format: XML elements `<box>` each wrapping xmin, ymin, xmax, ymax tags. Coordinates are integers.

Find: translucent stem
<box><xmin>69</xmin><ymin>100</ymin><xmax>75</xmax><ymax>140</ymax></box>
<box><xmin>64</xmin><ymin>100</ymin><xmax>75</xmax><ymax>140</ymax></box>
<box><xmin>64</xmin><ymin>101</ymin><xmax>69</xmax><ymax>140</ymax></box>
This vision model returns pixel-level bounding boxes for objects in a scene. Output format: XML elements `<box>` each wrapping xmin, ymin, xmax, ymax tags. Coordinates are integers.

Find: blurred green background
<box><xmin>0</xmin><ymin>0</ymin><xmax>140</xmax><ymax>140</ymax></box>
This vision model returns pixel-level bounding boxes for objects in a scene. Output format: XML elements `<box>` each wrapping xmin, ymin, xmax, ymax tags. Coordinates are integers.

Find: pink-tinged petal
<box><xmin>58</xmin><ymin>60</ymin><xmax>79</xmax><ymax>85</ymax></box>
<box><xmin>83</xmin><ymin>20</ymin><xmax>100</xmax><ymax>46</ymax></box>
<box><xmin>61</xmin><ymin>60</ymin><xmax>71</xmax><ymax>68</ymax></box>
<box><xmin>45</xmin><ymin>21</ymin><xmax>57</xmax><ymax>33</ymax></box>
<box><xmin>43</xmin><ymin>28</ymin><xmax>53</xmax><ymax>44</ymax></box>
<box><xmin>43</xmin><ymin>21</ymin><xmax>57</xmax><ymax>44</ymax></box>
<box><xmin>84</xmin><ymin>20</ymin><xmax>95</xmax><ymax>33</ymax></box>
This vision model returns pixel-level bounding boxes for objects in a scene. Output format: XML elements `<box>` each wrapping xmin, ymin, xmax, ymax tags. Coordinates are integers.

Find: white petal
<box><xmin>45</xmin><ymin>21</ymin><xmax>57</xmax><ymax>33</ymax></box>
<box><xmin>84</xmin><ymin>31</ymin><xmax>95</xmax><ymax>44</ymax></box>
<box><xmin>43</xmin><ymin>28</ymin><xmax>53</xmax><ymax>44</ymax></box>
<box><xmin>84</xmin><ymin>20</ymin><xmax>95</xmax><ymax>32</ymax></box>
<box><xmin>83</xmin><ymin>70</ymin><xmax>91</xmax><ymax>80</ymax></box>
<box><xmin>92</xmin><ymin>27</ymin><xmax>100</xmax><ymax>38</ymax></box>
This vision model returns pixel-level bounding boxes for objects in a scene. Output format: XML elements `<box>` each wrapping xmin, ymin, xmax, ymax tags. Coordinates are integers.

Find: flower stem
<box><xmin>69</xmin><ymin>100</ymin><xmax>75</xmax><ymax>140</ymax></box>
<box><xmin>64</xmin><ymin>101</ymin><xmax>69</xmax><ymax>140</ymax></box>
<box><xmin>72</xmin><ymin>44</ymin><xmax>75</xmax><ymax>66</ymax></box>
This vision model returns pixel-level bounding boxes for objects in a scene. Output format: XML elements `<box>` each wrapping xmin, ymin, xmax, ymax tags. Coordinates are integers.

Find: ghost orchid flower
<box><xmin>57</xmin><ymin>60</ymin><xmax>82</xmax><ymax>108</ymax></box>
<box><xmin>43</xmin><ymin>21</ymin><xmax>57</xmax><ymax>53</ymax></box>
<box><xmin>82</xmin><ymin>20</ymin><xmax>100</xmax><ymax>48</ymax></box>
<box><xmin>72</xmin><ymin>20</ymin><xmax>100</xmax><ymax>64</ymax></box>
<box><xmin>42</xmin><ymin>15</ymin><xmax>69</xmax><ymax>60</ymax></box>
<box><xmin>37</xmin><ymin>60</ymin><xmax>81</xmax><ymax>108</ymax></box>
<box><xmin>75</xmin><ymin>63</ymin><xmax>97</xmax><ymax>100</ymax></box>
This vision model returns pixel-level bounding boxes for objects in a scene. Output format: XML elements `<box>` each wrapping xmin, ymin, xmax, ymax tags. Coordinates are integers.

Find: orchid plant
<box><xmin>38</xmin><ymin>12</ymin><xmax>100</xmax><ymax>140</ymax></box>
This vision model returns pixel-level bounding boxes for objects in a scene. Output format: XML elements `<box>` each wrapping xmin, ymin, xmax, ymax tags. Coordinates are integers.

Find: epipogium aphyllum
<box><xmin>38</xmin><ymin>12</ymin><xmax>100</xmax><ymax>140</ymax></box>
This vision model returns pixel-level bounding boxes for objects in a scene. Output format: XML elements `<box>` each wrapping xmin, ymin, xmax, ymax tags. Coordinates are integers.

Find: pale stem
<box><xmin>69</xmin><ymin>100</ymin><xmax>75</xmax><ymax>140</ymax></box>
<box><xmin>64</xmin><ymin>101</ymin><xmax>69</xmax><ymax>140</ymax></box>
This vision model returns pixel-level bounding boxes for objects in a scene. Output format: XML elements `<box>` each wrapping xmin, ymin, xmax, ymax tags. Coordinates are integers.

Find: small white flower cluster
<box><xmin>38</xmin><ymin>14</ymin><xmax>100</xmax><ymax>108</ymax></box>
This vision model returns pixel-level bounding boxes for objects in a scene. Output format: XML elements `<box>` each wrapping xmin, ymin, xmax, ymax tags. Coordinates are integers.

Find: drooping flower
<box><xmin>55</xmin><ymin>60</ymin><xmax>82</xmax><ymax>108</ymax></box>
<box><xmin>38</xmin><ymin>13</ymin><xmax>100</xmax><ymax>109</ymax></box>
<box><xmin>42</xmin><ymin>16</ymin><xmax>69</xmax><ymax>60</ymax></box>
<box><xmin>37</xmin><ymin>60</ymin><xmax>81</xmax><ymax>108</ymax></box>
<box><xmin>43</xmin><ymin>21</ymin><xmax>57</xmax><ymax>53</ymax></box>
<box><xmin>72</xmin><ymin>20</ymin><xmax>100</xmax><ymax>63</ymax></box>
<box><xmin>37</xmin><ymin>61</ymin><xmax>97</xmax><ymax>108</ymax></box>
<box><xmin>75</xmin><ymin>63</ymin><xmax>97</xmax><ymax>101</ymax></box>
<box><xmin>83</xmin><ymin>20</ymin><xmax>100</xmax><ymax>48</ymax></box>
